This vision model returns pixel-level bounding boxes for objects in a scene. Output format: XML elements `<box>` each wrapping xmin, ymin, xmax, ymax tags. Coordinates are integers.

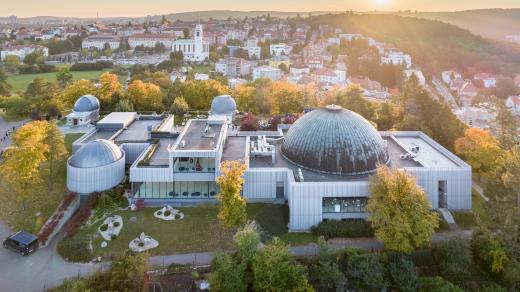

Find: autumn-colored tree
<box><xmin>126</xmin><ymin>80</ymin><xmax>163</xmax><ymax>112</ymax></box>
<box><xmin>97</xmin><ymin>72</ymin><xmax>122</xmax><ymax>108</ymax></box>
<box><xmin>0</xmin><ymin>121</ymin><xmax>49</xmax><ymax>209</ymax></box>
<box><xmin>368</xmin><ymin>166</ymin><xmax>439</xmax><ymax>253</ymax></box>
<box><xmin>58</xmin><ymin>79</ymin><xmax>97</xmax><ymax>109</ymax></box>
<box><xmin>233</xmin><ymin>84</ymin><xmax>258</xmax><ymax>113</ymax></box>
<box><xmin>216</xmin><ymin>160</ymin><xmax>248</xmax><ymax>228</ymax></box>
<box><xmin>267</xmin><ymin>81</ymin><xmax>302</xmax><ymax>115</ymax></box>
<box><xmin>109</xmin><ymin>250</ymin><xmax>149</xmax><ymax>291</ymax></box>
<box><xmin>24</xmin><ymin>77</ymin><xmax>59</xmax><ymax>113</ymax></box>
<box><xmin>501</xmin><ymin>146</ymin><xmax>520</xmax><ymax>206</ymax></box>
<box><xmin>455</xmin><ymin>128</ymin><xmax>503</xmax><ymax>179</ymax></box>
<box><xmin>182</xmin><ymin>80</ymin><xmax>229</xmax><ymax>110</ymax></box>
<box><xmin>170</xmin><ymin>96</ymin><xmax>189</xmax><ymax>115</ymax></box>
<box><xmin>43</xmin><ymin>122</ymin><xmax>68</xmax><ymax>191</ymax></box>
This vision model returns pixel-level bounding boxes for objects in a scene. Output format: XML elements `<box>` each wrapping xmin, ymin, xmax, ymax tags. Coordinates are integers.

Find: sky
<box><xmin>2</xmin><ymin>0</ymin><xmax>519</xmax><ymax>18</ymax></box>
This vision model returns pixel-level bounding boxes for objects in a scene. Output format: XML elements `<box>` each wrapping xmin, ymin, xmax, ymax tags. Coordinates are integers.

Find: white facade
<box><xmin>253</xmin><ymin>66</ymin><xmax>282</xmax><ymax>81</ymax></box>
<box><xmin>442</xmin><ymin>70</ymin><xmax>462</xmax><ymax>84</ymax></box>
<box><xmin>128</xmin><ymin>34</ymin><xmax>174</xmax><ymax>48</ymax></box>
<box><xmin>270</xmin><ymin>43</ymin><xmax>292</xmax><ymax>57</ymax></box>
<box><xmin>172</xmin><ymin>25</ymin><xmax>209</xmax><ymax>63</ymax></box>
<box><xmin>506</xmin><ymin>96</ymin><xmax>520</xmax><ymax>116</ymax></box>
<box><xmin>381</xmin><ymin>50</ymin><xmax>412</xmax><ymax>69</ymax></box>
<box><xmin>0</xmin><ymin>45</ymin><xmax>49</xmax><ymax>61</ymax></box>
<box><xmin>215</xmin><ymin>57</ymin><xmax>251</xmax><ymax>78</ymax></box>
<box><xmin>405</xmin><ymin>69</ymin><xmax>426</xmax><ymax>86</ymax></box>
<box><xmin>246</xmin><ymin>46</ymin><xmax>261</xmax><ymax>59</ymax></box>
<box><xmin>67</xmin><ymin>152</ymin><xmax>126</xmax><ymax>194</ymax></box>
<box><xmin>82</xmin><ymin>36</ymin><xmax>121</xmax><ymax>50</ymax></box>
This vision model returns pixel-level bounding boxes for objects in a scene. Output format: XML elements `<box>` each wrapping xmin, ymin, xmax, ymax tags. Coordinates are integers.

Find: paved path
<box><xmin>473</xmin><ymin>181</ymin><xmax>490</xmax><ymax>202</ymax></box>
<box><xmin>0</xmin><ymin>117</ymin><xmax>27</xmax><ymax>152</ymax></box>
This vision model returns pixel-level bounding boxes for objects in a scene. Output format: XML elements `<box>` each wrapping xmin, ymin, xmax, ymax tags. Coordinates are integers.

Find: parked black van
<box><xmin>3</xmin><ymin>231</ymin><xmax>39</xmax><ymax>256</ymax></box>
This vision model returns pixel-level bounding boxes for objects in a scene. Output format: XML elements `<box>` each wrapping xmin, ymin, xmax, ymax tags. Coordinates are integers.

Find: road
<box><xmin>432</xmin><ymin>77</ymin><xmax>460</xmax><ymax>111</ymax></box>
<box><xmin>0</xmin><ymin>116</ymin><xmax>26</xmax><ymax>152</ymax></box>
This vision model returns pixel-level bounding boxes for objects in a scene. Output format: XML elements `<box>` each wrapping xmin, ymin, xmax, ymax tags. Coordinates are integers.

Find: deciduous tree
<box><xmin>97</xmin><ymin>72</ymin><xmax>122</xmax><ymax>109</ymax></box>
<box><xmin>216</xmin><ymin>161</ymin><xmax>248</xmax><ymax>228</ymax></box>
<box><xmin>109</xmin><ymin>250</ymin><xmax>149</xmax><ymax>291</ymax></box>
<box><xmin>368</xmin><ymin>166</ymin><xmax>439</xmax><ymax>253</ymax></box>
<box><xmin>169</xmin><ymin>96</ymin><xmax>189</xmax><ymax>115</ymax></box>
<box><xmin>127</xmin><ymin>80</ymin><xmax>162</xmax><ymax>112</ymax></box>
<box><xmin>455</xmin><ymin>128</ymin><xmax>503</xmax><ymax>179</ymax></box>
<box><xmin>58</xmin><ymin>79</ymin><xmax>97</xmax><ymax>109</ymax></box>
<box><xmin>182</xmin><ymin>80</ymin><xmax>229</xmax><ymax>110</ymax></box>
<box><xmin>43</xmin><ymin>122</ymin><xmax>68</xmax><ymax>191</ymax></box>
<box><xmin>56</xmin><ymin>67</ymin><xmax>73</xmax><ymax>87</ymax></box>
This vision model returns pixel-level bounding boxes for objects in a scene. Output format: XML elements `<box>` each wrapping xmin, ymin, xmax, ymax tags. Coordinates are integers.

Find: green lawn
<box><xmin>190</xmin><ymin>64</ymin><xmax>213</xmax><ymax>74</ymax></box>
<box><xmin>6</xmin><ymin>70</ymin><xmax>126</xmax><ymax>92</ymax></box>
<box><xmin>58</xmin><ymin>203</ymin><xmax>317</xmax><ymax>262</ymax></box>
<box><xmin>0</xmin><ymin>133</ymin><xmax>81</xmax><ymax>233</ymax></box>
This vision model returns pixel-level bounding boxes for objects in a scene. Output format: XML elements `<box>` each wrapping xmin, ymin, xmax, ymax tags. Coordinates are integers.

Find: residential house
<box><xmin>215</xmin><ymin>57</ymin><xmax>251</xmax><ymax>78</ymax></box>
<box><xmin>82</xmin><ymin>35</ymin><xmax>121</xmax><ymax>50</ymax></box>
<box><xmin>474</xmin><ymin>73</ymin><xmax>497</xmax><ymax>88</ymax></box>
<box><xmin>0</xmin><ymin>44</ymin><xmax>49</xmax><ymax>61</ymax></box>
<box><xmin>270</xmin><ymin>43</ymin><xmax>292</xmax><ymax>57</ymax></box>
<box><xmin>506</xmin><ymin>96</ymin><xmax>520</xmax><ymax>116</ymax></box>
<box><xmin>311</xmin><ymin>68</ymin><xmax>346</xmax><ymax>86</ymax></box>
<box><xmin>128</xmin><ymin>33</ymin><xmax>174</xmax><ymax>48</ymax></box>
<box><xmin>459</xmin><ymin>82</ymin><xmax>479</xmax><ymax>106</ymax></box>
<box><xmin>381</xmin><ymin>49</ymin><xmax>412</xmax><ymax>69</ymax></box>
<box><xmin>405</xmin><ymin>69</ymin><xmax>426</xmax><ymax>86</ymax></box>
<box><xmin>442</xmin><ymin>70</ymin><xmax>462</xmax><ymax>84</ymax></box>
<box><xmin>252</xmin><ymin>65</ymin><xmax>282</xmax><ymax>81</ymax></box>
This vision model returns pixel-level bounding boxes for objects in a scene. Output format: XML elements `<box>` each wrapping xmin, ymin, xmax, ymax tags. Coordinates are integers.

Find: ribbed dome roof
<box><xmin>69</xmin><ymin>139</ymin><xmax>123</xmax><ymax>168</ymax></box>
<box><xmin>211</xmin><ymin>95</ymin><xmax>236</xmax><ymax>115</ymax></box>
<box><xmin>281</xmin><ymin>105</ymin><xmax>389</xmax><ymax>176</ymax></box>
<box><xmin>73</xmin><ymin>95</ymin><xmax>100</xmax><ymax>113</ymax></box>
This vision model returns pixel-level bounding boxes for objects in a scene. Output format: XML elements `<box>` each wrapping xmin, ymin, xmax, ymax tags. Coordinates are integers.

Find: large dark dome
<box><xmin>281</xmin><ymin>105</ymin><xmax>389</xmax><ymax>176</ymax></box>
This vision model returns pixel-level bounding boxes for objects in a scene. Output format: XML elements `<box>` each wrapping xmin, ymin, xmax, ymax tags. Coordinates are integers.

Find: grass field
<box><xmin>58</xmin><ymin>203</ymin><xmax>317</xmax><ymax>262</ymax></box>
<box><xmin>0</xmin><ymin>133</ymin><xmax>82</xmax><ymax>233</ymax></box>
<box><xmin>6</xmin><ymin>70</ymin><xmax>127</xmax><ymax>92</ymax></box>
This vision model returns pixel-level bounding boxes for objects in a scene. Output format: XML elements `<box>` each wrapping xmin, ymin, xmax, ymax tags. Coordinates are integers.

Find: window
<box><xmin>322</xmin><ymin>197</ymin><xmax>367</xmax><ymax>213</ymax></box>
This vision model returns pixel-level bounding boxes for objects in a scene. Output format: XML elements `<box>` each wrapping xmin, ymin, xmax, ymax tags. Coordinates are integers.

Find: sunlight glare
<box><xmin>373</xmin><ymin>0</ymin><xmax>391</xmax><ymax>7</ymax></box>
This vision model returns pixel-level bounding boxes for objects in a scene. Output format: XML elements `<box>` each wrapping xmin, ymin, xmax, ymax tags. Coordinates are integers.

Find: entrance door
<box><xmin>438</xmin><ymin>180</ymin><xmax>447</xmax><ymax>208</ymax></box>
<box><xmin>73</xmin><ymin>118</ymin><xmax>78</xmax><ymax>126</ymax></box>
<box><xmin>276</xmin><ymin>182</ymin><xmax>285</xmax><ymax>199</ymax></box>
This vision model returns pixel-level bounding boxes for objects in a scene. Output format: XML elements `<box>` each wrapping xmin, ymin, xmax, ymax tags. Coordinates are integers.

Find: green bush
<box><xmin>99</xmin><ymin>224</ymin><xmax>108</xmax><ymax>232</ymax></box>
<box><xmin>434</xmin><ymin>237</ymin><xmax>474</xmax><ymax>286</ymax></box>
<box><xmin>111</xmin><ymin>234</ymin><xmax>117</xmax><ymax>240</ymax></box>
<box><xmin>57</xmin><ymin>233</ymin><xmax>93</xmax><ymax>263</ymax></box>
<box><xmin>113</xmin><ymin>221</ymin><xmax>120</xmax><ymax>227</ymax></box>
<box><xmin>418</xmin><ymin>277</ymin><xmax>463</xmax><ymax>292</ymax></box>
<box><xmin>311</xmin><ymin>220</ymin><xmax>373</xmax><ymax>239</ymax></box>
<box><xmin>164</xmin><ymin>210</ymin><xmax>172</xmax><ymax>217</ymax></box>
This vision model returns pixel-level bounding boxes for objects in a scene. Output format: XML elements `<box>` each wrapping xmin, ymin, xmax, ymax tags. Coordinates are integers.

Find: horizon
<box><xmin>1</xmin><ymin>0</ymin><xmax>520</xmax><ymax>18</ymax></box>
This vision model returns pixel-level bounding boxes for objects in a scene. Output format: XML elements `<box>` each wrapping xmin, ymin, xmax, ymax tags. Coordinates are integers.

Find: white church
<box><xmin>172</xmin><ymin>24</ymin><xmax>209</xmax><ymax>63</ymax></box>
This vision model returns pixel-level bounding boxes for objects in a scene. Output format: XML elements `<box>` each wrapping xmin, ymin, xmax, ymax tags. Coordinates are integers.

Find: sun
<box><xmin>373</xmin><ymin>0</ymin><xmax>390</xmax><ymax>7</ymax></box>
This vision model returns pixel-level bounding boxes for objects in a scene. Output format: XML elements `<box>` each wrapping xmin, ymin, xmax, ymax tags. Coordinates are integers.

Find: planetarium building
<box><xmin>66</xmin><ymin>94</ymin><xmax>472</xmax><ymax>231</ymax></box>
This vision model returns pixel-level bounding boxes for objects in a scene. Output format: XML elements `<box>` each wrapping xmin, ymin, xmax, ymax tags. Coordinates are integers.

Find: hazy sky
<box><xmin>2</xmin><ymin>0</ymin><xmax>519</xmax><ymax>18</ymax></box>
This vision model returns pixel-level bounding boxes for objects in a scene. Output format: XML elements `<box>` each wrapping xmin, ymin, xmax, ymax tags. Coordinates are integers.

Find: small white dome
<box><xmin>73</xmin><ymin>95</ymin><xmax>100</xmax><ymax>112</ymax></box>
<box><xmin>211</xmin><ymin>95</ymin><xmax>236</xmax><ymax>115</ymax></box>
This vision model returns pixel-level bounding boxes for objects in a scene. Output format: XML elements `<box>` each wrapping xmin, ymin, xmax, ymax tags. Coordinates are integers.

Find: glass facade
<box><xmin>322</xmin><ymin>197</ymin><xmax>368</xmax><ymax>213</ymax></box>
<box><xmin>133</xmin><ymin>181</ymin><xmax>218</xmax><ymax>199</ymax></box>
<box><xmin>173</xmin><ymin>157</ymin><xmax>215</xmax><ymax>173</ymax></box>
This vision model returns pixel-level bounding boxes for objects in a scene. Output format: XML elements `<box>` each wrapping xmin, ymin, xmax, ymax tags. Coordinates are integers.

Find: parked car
<box><xmin>3</xmin><ymin>231</ymin><xmax>39</xmax><ymax>256</ymax></box>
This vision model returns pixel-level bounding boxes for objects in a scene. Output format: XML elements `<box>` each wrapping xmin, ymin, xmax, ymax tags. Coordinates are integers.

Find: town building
<box><xmin>381</xmin><ymin>49</ymin><xmax>412</xmax><ymax>69</ymax></box>
<box><xmin>172</xmin><ymin>24</ymin><xmax>210</xmax><ymax>63</ymax></box>
<box><xmin>0</xmin><ymin>44</ymin><xmax>49</xmax><ymax>61</ymax></box>
<box><xmin>474</xmin><ymin>73</ymin><xmax>497</xmax><ymax>88</ymax></box>
<box><xmin>82</xmin><ymin>35</ymin><xmax>121</xmax><ymax>50</ymax></box>
<box><xmin>67</xmin><ymin>96</ymin><xmax>472</xmax><ymax>231</ymax></box>
<box><xmin>270</xmin><ymin>43</ymin><xmax>292</xmax><ymax>57</ymax></box>
<box><xmin>215</xmin><ymin>57</ymin><xmax>252</xmax><ymax>78</ymax></box>
<box><xmin>65</xmin><ymin>95</ymin><xmax>100</xmax><ymax>126</ymax></box>
<box><xmin>252</xmin><ymin>66</ymin><xmax>282</xmax><ymax>81</ymax></box>
<box><xmin>405</xmin><ymin>69</ymin><xmax>426</xmax><ymax>86</ymax></box>
<box><xmin>442</xmin><ymin>70</ymin><xmax>462</xmax><ymax>84</ymax></box>
<box><xmin>506</xmin><ymin>96</ymin><xmax>520</xmax><ymax>116</ymax></box>
<box><xmin>128</xmin><ymin>33</ymin><xmax>174</xmax><ymax>49</ymax></box>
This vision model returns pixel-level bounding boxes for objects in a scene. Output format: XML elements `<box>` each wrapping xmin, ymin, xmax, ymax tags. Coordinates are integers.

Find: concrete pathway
<box><xmin>0</xmin><ymin>117</ymin><xmax>27</xmax><ymax>152</ymax></box>
<box><xmin>438</xmin><ymin>208</ymin><xmax>456</xmax><ymax>224</ymax></box>
<box><xmin>472</xmin><ymin>181</ymin><xmax>490</xmax><ymax>202</ymax></box>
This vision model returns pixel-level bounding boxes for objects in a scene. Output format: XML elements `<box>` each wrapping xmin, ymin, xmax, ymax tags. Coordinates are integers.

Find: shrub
<box><xmin>70</xmin><ymin>61</ymin><xmax>113</xmax><ymax>71</ymax></box>
<box><xmin>337</xmin><ymin>249</ymin><xmax>387</xmax><ymax>291</ymax></box>
<box><xmin>138</xmin><ymin>242</ymin><xmax>144</xmax><ymax>247</ymax></box>
<box><xmin>111</xmin><ymin>234</ymin><xmax>117</xmax><ymax>240</ymax></box>
<box><xmin>387</xmin><ymin>253</ymin><xmax>419</xmax><ymax>292</ymax></box>
<box><xmin>175</xmin><ymin>214</ymin><xmax>182</xmax><ymax>220</ymax></box>
<box><xmin>164</xmin><ymin>210</ymin><xmax>171</xmax><ymax>217</ymax></box>
<box><xmin>59</xmin><ymin>192</ymin><xmax>77</xmax><ymax>212</ymax></box>
<box><xmin>99</xmin><ymin>224</ymin><xmax>109</xmax><ymax>232</ymax></box>
<box><xmin>418</xmin><ymin>277</ymin><xmax>463</xmax><ymax>292</ymax></box>
<box><xmin>434</xmin><ymin>237</ymin><xmax>474</xmax><ymax>286</ymax></box>
<box><xmin>113</xmin><ymin>221</ymin><xmax>120</xmax><ymax>227</ymax></box>
<box><xmin>38</xmin><ymin>212</ymin><xmax>64</xmax><ymax>245</ymax></box>
<box><xmin>157</xmin><ymin>211</ymin><xmax>162</xmax><ymax>216</ymax></box>
<box><xmin>311</xmin><ymin>220</ymin><xmax>373</xmax><ymax>239</ymax></box>
<box><xmin>66</xmin><ymin>193</ymin><xmax>99</xmax><ymax>237</ymax></box>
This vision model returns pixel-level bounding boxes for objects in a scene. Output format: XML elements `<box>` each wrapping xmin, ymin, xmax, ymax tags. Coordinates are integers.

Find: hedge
<box><xmin>311</xmin><ymin>219</ymin><xmax>374</xmax><ymax>239</ymax></box>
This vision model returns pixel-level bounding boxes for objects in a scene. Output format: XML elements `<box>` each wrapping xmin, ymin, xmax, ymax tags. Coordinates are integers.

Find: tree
<box><xmin>337</xmin><ymin>248</ymin><xmax>387</xmax><ymax>291</ymax></box>
<box><xmin>308</xmin><ymin>237</ymin><xmax>346</xmax><ymax>292</ymax></box>
<box><xmin>109</xmin><ymin>250</ymin><xmax>149</xmax><ymax>291</ymax></box>
<box><xmin>368</xmin><ymin>166</ymin><xmax>439</xmax><ymax>253</ymax></box>
<box><xmin>23</xmin><ymin>50</ymin><xmax>44</xmax><ymax>65</ymax></box>
<box><xmin>56</xmin><ymin>67</ymin><xmax>73</xmax><ymax>87</ymax></box>
<box><xmin>183</xmin><ymin>28</ymin><xmax>190</xmax><ymax>39</ymax></box>
<box><xmin>97</xmin><ymin>72</ymin><xmax>123</xmax><ymax>109</ymax></box>
<box><xmin>494</xmin><ymin>77</ymin><xmax>518</xmax><ymax>99</ymax></box>
<box><xmin>455</xmin><ymin>128</ymin><xmax>503</xmax><ymax>179</ymax></box>
<box><xmin>495</xmin><ymin>101</ymin><xmax>519</xmax><ymax>148</ymax></box>
<box><xmin>24</xmin><ymin>77</ymin><xmax>59</xmax><ymax>113</ymax></box>
<box><xmin>435</xmin><ymin>237</ymin><xmax>474</xmax><ymax>286</ymax></box>
<box><xmin>170</xmin><ymin>96</ymin><xmax>189</xmax><ymax>115</ymax></box>
<box><xmin>114</xmin><ymin>98</ymin><xmax>134</xmax><ymax>112</ymax></box>
<box><xmin>240</xmin><ymin>113</ymin><xmax>258</xmax><ymax>131</ymax></box>
<box><xmin>43</xmin><ymin>122</ymin><xmax>67</xmax><ymax>191</ymax></box>
<box><xmin>418</xmin><ymin>277</ymin><xmax>463</xmax><ymax>292</ymax></box>
<box><xmin>501</xmin><ymin>146</ymin><xmax>520</xmax><ymax>206</ymax></box>
<box><xmin>182</xmin><ymin>80</ymin><xmax>229</xmax><ymax>110</ymax></box>
<box><xmin>216</xmin><ymin>161</ymin><xmax>248</xmax><ymax>228</ymax></box>
<box><xmin>267</xmin><ymin>81</ymin><xmax>302</xmax><ymax>115</ymax></box>
<box><xmin>387</xmin><ymin>253</ymin><xmax>419</xmax><ymax>292</ymax></box>
<box><xmin>252</xmin><ymin>239</ymin><xmax>313</xmax><ymax>292</ymax></box>
<box><xmin>471</xmin><ymin>226</ymin><xmax>509</xmax><ymax>274</ymax></box>
<box><xmin>0</xmin><ymin>68</ymin><xmax>12</xmax><ymax>96</ymax></box>
<box><xmin>126</xmin><ymin>80</ymin><xmax>163</xmax><ymax>112</ymax></box>
<box><xmin>209</xmin><ymin>253</ymin><xmax>247</xmax><ymax>292</ymax></box>
<box><xmin>58</xmin><ymin>79</ymin><xmax>97</xmax><ymax>109</ymax></box>
<box><xmin>0</xmin><ymin>121</ymin><xmax>49</xmax><ymax>209</ymax></box>
<box><xmin>3</xmin><ymin>55</ymin><xmax>20</xmax><ymax>73</ymax></box>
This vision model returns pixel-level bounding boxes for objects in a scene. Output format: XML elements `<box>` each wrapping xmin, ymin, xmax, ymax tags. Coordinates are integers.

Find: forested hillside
<box><xmin>309</xmin><ymin>13</ymin><xmax>520</xmax><ymax>77</ymax></box>
<box><xmin>393</xmin><ymin>9</ymin><xmax>520</xmax><ymax>40</ymax></box>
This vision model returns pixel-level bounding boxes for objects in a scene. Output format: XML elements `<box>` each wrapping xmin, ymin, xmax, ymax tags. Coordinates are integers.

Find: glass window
<box><xmin>322</xmin><ymin>197</ymin><xmax>367</xmax><ymax>213</ymax></box>
<box><xmin>173</xmin><ymin>157</ymin><xmax>215</xmax><ymax>172</ymax></box>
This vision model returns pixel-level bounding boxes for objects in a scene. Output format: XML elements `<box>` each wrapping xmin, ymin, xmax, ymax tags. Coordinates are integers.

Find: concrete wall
<box><xmin>243</xmin><ymin>168</ymin><xmax>290</xmax><ymax>200</ymax></box>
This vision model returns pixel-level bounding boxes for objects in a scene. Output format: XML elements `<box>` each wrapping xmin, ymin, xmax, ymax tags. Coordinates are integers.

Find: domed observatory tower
<box><xmin>66</xmin><ymin>95</ymin><xmax>100</xmax><ymax>126</ymax></box>
<box><xmin>67</xmin><ymin>139</ymin><xmax>125</xmax><ymax>193</ymax></box>
<box><xmin>209</xmin><ymin>95</ymin><xmax>237</xmax><ymax>123</ymax></box>
<box><xmin>281</xmin><ymin>105</ymin><xmax>389</xmax><ymax>176</ymax></box>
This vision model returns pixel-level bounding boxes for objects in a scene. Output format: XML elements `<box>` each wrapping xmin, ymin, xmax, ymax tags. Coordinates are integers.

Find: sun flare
<box><xmin>373</xmin><ymin>0</ymin><xmax>391</xmax><ymax>6</ymax></box>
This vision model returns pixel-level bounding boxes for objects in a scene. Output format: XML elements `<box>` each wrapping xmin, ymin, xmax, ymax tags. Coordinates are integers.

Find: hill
<box><xmin>391</xmin><ymin>9</ymin><xmax>520</xmax><ymax>40</ymax></box>
<box><xmin>309</xmin><ymin>13</ymin><xmax>520</xmax><ymax>77</ymax></box>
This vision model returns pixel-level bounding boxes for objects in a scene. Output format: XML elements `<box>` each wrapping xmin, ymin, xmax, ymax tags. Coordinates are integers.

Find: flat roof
<box><xmin>97</xmin><ymin>112</ymin><xmax>137</xmax><ymax>129</ymax></box>
<box><xmin>222</xmin><ymin>136</ymin><xmax>247</xmax><ymax>162</ymax></box>
<box><xmin>393</xmin><ymin>136</ymin><xmax>459</xmax><ymax>168</ymax></box>
<box><xmin>149</xmin><ymin>138</ymin><xmax>176</xmax><ymax>166</ymax></box>
<box><xmin>384</xmin><ymin>138</ymin><xmax>421</xmax><ymax>168</ymax></box>
<box><xmin>175</xmin><ymin>120</ymin><xmax>224</xmax><ymax>151</ymax></box>
<box><xmin>83</xmin><ymin>129</ymin><xmax>118</xmax><ymax>143</ymax></box>
<box><xmin>115</xmin><ymin>119</ymin><xmax>161</xmax><ymax>142</ymax></box>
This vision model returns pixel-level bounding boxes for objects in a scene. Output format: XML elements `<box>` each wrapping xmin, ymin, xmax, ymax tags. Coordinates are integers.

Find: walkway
<box><xmin>473</xmin><ymin>180</ymin><xmax>490</xmax><ymax>202</ymax></box>
<box><xmin>0</xmin><ymin>116</ymin><xmax>27</xmax><ymax>152</ymax></box>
